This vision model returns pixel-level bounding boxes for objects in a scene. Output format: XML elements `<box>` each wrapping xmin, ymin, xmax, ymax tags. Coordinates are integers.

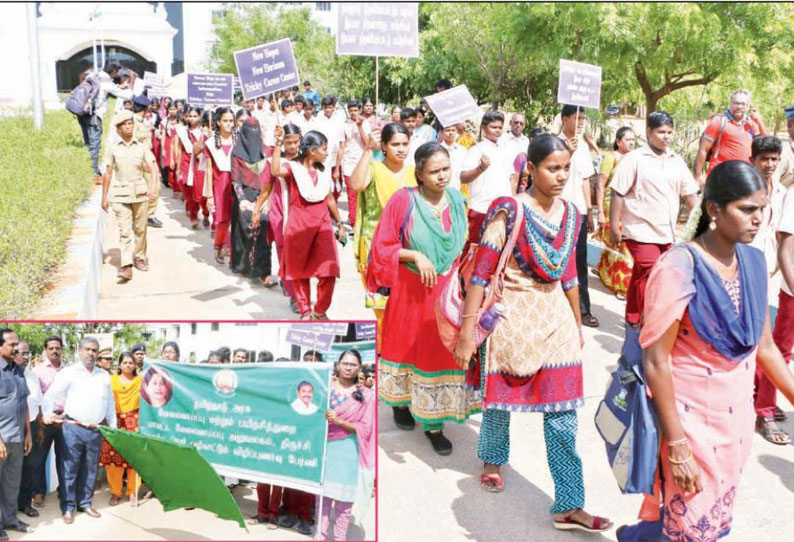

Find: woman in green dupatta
<box><xmin>367</xmin><ymin>142</ymin><xmax>480</xmax><ymax>456</ymax></box>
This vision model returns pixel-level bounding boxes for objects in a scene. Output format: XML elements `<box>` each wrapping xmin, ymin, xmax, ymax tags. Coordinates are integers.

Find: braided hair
<box><xmin>296</xmin><ymin>130</ymin><xmax>328</xmax><ymax>172</ymax></box>
<box><xmin>213</xmin><ymin>107</ymin><xmax>237</xmax><ymax>149</ymax></box>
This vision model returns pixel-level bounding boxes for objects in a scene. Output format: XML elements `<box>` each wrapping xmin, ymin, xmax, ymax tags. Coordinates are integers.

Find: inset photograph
<box><xmin>0</xmin><ymin>321</ymin><xmax>375</xmax><ymax>540</ymax></box>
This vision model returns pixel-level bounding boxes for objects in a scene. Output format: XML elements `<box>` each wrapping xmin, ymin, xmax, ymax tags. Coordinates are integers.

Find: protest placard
<box><xmin>234</xmin><ymin>38</ymin><xmax>300</xmax><ymax>101</ymax></box>
<box><xmin>284</xmin><ymin>328</ymin><xmax>335</xmax><ymax>352</ymax></box>
<box><xmin>143</xmin><ymin>71</ymin><xmax>167</xmax><ymax>98</ymax></box>
<box><xmin>139</xmin><ymin>361</ymin><xmax>332</xmax><ymax>491</ymax></box>
<box><xmin>355</xmin><ymin>322</ymin><xmax>377</xmax><ymax>341</ymax></box>
<box><xmin>187</xmin><ymin>73</ymin><xmax>234</xmax><ymax>106</ymax></box>
<box><xmin>557</xmin><ymin>59</ymin><xmax>602</xmax><ymax>109</ymax></box>
<box><xmin>336</xmin><ymin>2</ymin><xmax>419</xmax><ymax>58</ymax></box>
<box><xmin>423</xmin><ymin>85</ymin><xmax>482</xmax><ymax>128</ymax></box>
<box><xmin>289</xmin><ymin>322</ymin><xmax>349</xmax><ymax>336</ymax></box>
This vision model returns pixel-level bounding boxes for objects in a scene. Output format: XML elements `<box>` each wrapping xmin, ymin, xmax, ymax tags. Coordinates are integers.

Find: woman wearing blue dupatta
<box><xmin>617</xmin><ymin>160</ymin><xmax>794</xmax><ymax>542</ymax></box>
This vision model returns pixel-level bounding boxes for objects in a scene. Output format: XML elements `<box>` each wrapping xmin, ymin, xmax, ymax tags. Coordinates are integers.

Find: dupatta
<box><xmin>111</xmin><ymin>374</ymin><xmax>141</xmax><ymax>414</ymax></box>
<box><xmin>683</xmin><ymin>243</ymin><xmax>767</xmax><ymax>361</ymax></box>
<box><xmin>405</xmin><ymin>187</ymin><xmax>468</xmax><ymax>276</ymax></box>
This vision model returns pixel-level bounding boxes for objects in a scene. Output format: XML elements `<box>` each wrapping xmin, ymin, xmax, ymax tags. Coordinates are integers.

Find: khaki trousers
<box><xmin>111</xmin><ymin>201</ymin><xmax>148</xmax><ymax>267</ymax></box>
<box><xmin>147</xmin><ymin>160</ymin><xmax>161</xmax><ymax>218</ymax></box>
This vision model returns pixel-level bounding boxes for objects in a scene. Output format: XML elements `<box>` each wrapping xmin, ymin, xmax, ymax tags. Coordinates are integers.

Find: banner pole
<box><xmin>375</xmin><ymin>56</ymin><xmax>380</xmax><ymax>117</ymax></box>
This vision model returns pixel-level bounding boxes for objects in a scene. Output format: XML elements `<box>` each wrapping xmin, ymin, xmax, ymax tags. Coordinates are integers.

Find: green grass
<box><xmin>0</xmin><ymin>109</ymin><xmax>104</xmax><ymax>318</ymax></box>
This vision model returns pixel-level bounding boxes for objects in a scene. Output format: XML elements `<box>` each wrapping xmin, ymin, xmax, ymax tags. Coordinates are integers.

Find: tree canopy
<box><xmin>208</xmin><ymin>2</ymin><xmax>794</xmax><ymax>125</ymax></box>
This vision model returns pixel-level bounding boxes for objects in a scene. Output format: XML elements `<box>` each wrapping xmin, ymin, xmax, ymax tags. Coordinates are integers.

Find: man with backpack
<box><xmin>692</xmin><ymin>89</ymin><xmax>767</xmax><ymax>186</ymax></box>
<box><xmin>68</xmin><ymin>62</ymin><xmax>133</xmax><ymax>183</ymax></box>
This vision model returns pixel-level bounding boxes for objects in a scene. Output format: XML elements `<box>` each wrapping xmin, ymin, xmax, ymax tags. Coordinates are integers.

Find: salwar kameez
<box><xmin>99</xmin><ymin>374</ymin><xmax>141</xmax><ymax>498</ymax></box>
<box><xmin>205</xmin><ymin>140</ymin><xmax>233</xmax><ymax>250</ymax></box>
<box><xmin>369</xmin><ymin>187</ymin><xmax>480</xmax><ymax>427</ymax></box>
<box><xmin>280</xmin><ymin>162</ymin><xmax>340</xmax><ymax>317</ymax></box>
<box><xmin>467</xmin><ymin>196</ymin><xmax>586</xmax><ymax>513</ymax></box>
<box><xmin>621</xmin><ymin>244</ymin><xmax>767</xmax><ymax>542</ymax></box>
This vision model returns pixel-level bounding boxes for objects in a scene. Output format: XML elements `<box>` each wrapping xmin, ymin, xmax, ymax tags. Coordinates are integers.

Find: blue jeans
<box><xmin>61</xmin><ymin>423</ymin><xmax>101</xmax><ymax>512</ymax></box>
<box><xmin>78</xmin><ymin>114</ymin><xmax>103</xmax><ymax>176</ymax></box>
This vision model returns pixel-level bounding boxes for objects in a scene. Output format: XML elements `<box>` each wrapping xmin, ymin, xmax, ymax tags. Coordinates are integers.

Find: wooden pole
<box><xmin>375</xmin><ymin>56</ymin><xmax>380</xmax><ymax>117</ymax></box>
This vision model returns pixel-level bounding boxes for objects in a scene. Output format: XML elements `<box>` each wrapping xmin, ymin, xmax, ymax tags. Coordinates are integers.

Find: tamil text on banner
<box><xmin>187</xmin><ymin>73</ymin><xmax>234</xmax><ymax>107</ymax></box>
<box><xmin>336</xmin><ymin>3</ymin><xmax>419</xmax><ymax>58</ymax></box>
<box><xmin>139</xmin><ymin>361</ymin><xmax>331</xmax><ymax>493</ymax></box>
<box><xmin>234</xmin><ymin>38</ymin><xmax>300</xmax><ymax>101</ymax></box>
<box><xmin>423</xmin><ymin>85</ymin><xmax>482</xmax><ymax>129</ymax></box>
<box><xmin>557</xmin><ymin>59</ymin><xmax>602</xmax><ymax>109</ymax></box>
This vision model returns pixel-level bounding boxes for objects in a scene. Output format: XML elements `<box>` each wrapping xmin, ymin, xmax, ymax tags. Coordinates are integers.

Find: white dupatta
<box><xmin>288</xmin><ymin>160</ymin><xmax>332</xmax><ymax>203</ymax></box>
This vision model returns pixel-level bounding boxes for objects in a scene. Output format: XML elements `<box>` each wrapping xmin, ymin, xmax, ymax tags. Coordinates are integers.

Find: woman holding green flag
<box><xmin>367</xmin><ymin>142</ymin><xmax>480</xmax><ymax>456</ymax></box>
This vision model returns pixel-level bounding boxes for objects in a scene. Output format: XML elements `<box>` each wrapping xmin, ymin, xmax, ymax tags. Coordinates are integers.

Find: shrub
<box><xmin>0</xmin><ymin>110</ymin><xmax>97</xmax><ymax>318</ymax></box>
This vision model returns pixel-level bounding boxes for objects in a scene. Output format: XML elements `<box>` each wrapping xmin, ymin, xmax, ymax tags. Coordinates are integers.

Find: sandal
<box><xmin>311</xmin><ymin>312</ymin><xmax>329</xmax><ymax>320</ymax></box>
<box><xmin>480</xmin><ymin>473</ymin><xmax>504</xmax><ymax>493</ymax></box>
<box><xmin>756</xmin><ymin>417</ymin><xmax>791</xmax><ymax>445</ymax></box>
<box><xmin>214</xmin><ymin>247</ymin><xmax>225</xmax><ymax>264</ymax></box>
<box><xmin>261</xmin><ymin>276</ymin><xmax>279</xmax><ymax>288</ymax></box>
<box><xmin>109</xmin><ymin>495</ymin><xmax>121</xmax><ymax>506</ymax></box>
<box><xmin>775</xmin><ymin>406</ymin><xmax>788</xmax><ymax>422</ymax></box>
<box><xmin>552</xmin><ymin>509</ymin><xmax>612</xmax><ymax>532</ymax></box>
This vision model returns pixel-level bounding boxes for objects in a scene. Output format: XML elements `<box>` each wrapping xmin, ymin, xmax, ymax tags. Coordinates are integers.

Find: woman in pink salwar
<box><xmin>321</xmin><ymin>350</ymin><xmax>376</xmax><ymax>540</ymax></box>
<box><xmin>617</xmin><ymin>160</ymin><xmax>794</xmax><ymax>542</ymax></box>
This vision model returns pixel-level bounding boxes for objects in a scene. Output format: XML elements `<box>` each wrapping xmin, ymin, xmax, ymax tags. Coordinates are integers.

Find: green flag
<box><xmin>98</xmin><ymin>426</ymin><xmax>247</xmax><ymax>529</ymax></box>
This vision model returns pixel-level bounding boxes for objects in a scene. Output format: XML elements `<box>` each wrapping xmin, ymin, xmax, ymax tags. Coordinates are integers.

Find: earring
<box><xmin>709</xmin><ymin>218</ymin><xmax>717</xmax><ymax>231</ymax></box>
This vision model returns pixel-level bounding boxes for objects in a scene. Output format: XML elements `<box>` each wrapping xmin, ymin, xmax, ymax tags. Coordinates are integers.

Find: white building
<box><xmin>146</xmin><ymin>322</ymin><xmax>356</xmax><ymax>363</ymax></box>
<box><xmin>0</xmin><ymin>1</ymin><xmax>339</xmax><ymax>110</ymax></box>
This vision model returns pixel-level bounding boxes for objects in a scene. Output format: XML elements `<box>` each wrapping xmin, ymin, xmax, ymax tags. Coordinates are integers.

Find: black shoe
<box><xmin>18</xmin><ymin>506</ymin><xmax>39</xmax><ymax>518</ymax></box>
<box><xmin>296</xmin><ymin>519</ymin><xmax>313</xmax><ymax>535</ymax></box>
<box><xmin>4</xmin><ymin>521</ymin><xmax>32</xmax><ymax>533</ymax></box>
<box><xmin>582</xmin><ymin>313</ymin><xmax>600</xmax><ymax>328</ymax></box>
<box><xmin>147</xmin><ymin>217</ymin><xmax>163</xmax><ymax>228</ymax></box>
<box><xmin>425</xmin><ymin>430</ymin><xmax>453</xmax><ymax>455</ymax></box>
<box><xmin>278</xmin><ymin>514</ymin><xmax>298</xmax><ymax>529</ymax></box>
<box><xmin>392</xmin><ymin>407</ymin><xmax>416</xmax><ymax>430</ymax></box>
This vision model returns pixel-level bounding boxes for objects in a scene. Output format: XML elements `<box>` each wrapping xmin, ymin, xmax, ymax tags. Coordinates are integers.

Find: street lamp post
<box><xmin>26</xmin><ymin>3</ymin><xmax>43</xmax><ymax>131</ymax></box>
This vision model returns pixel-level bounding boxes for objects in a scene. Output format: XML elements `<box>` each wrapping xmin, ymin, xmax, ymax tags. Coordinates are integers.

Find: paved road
<box><xmin>96</xmin><ymin>188</ymin><xmax>371</xmax><ymax>321</ymax></box>
<box><xmin>14</xmin><ymin>483</ymin><xmax>374</xmax><ymax>541</ymax></box>
<box><xmin>377</xmin><ymin>276</ymin><xmax>794</xmax><ymax>542</ymax></box>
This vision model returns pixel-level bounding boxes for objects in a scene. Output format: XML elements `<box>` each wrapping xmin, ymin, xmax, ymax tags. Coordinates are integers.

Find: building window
<box><xmin>55</xmin><ymin>45</ymin><xmax>156</xmax><ymax>92</ymax></box>
<box><xmin>191</xmin><ymin>323</ymin><xmax>197</xmax><ymax>335</ymax></box>
<box><xmin>211</xmin><ymin>323</ymin><xmax>219</xmax><ymax>331</ymax></box>
<box><xmin>189</xmin><ymin>352</ymin><xmax>196</xmax><ymax>363</ymax></box>
<box><xmin>316</xmin><ymin>2</ymin><xmax>331</xmax><ymax>11</ymax></box>
<box><xmin>174</xmin><ymin>325</ymin><xmax>180</xmax><ymax>338</ymax></box>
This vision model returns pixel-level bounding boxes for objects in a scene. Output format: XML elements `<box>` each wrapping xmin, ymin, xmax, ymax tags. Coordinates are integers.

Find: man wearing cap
<box><xmin>773</xmin><ymin>106</ymin><xmax>794</xmax><ymax>189</ymax></box>
<box><xmin>101</xmin><ymin>110</ymin><xmax>153</xmax><ymax>282</ymax></box>
<box><xmin>132</xmin><ymin>96</ymin><xmax>163</xmax><ymax>228</ymax></box>
<box><xmin>0</xmin><ymin>329</ymin><xmax>33</xmax><ymax>538</ymax></box>
<box><xmin>302</xmin><ymin>81</ymin><xmax>321</xmax><ymax>110</ymax></box>
<box><xmin>131</xmin><ymin>344</ymin><xmax>146</xmax><ymax>372</ymax></box>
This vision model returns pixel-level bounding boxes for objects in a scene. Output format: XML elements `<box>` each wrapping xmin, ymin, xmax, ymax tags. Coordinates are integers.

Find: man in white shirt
<box><xmin>14</xmin><ymin>341</ymin><xmax>42</xmax><ymax>519</ymax></box>
<box><xmin>340</xmin><ymin>100</ymin><xmax>373</xmax><ymax>227</ymax></box>
<box><xmin>499</xmin><ymin>112</ymin><xmax>530</xmax><ymax>165</ymax></box>
<box><xmin>749</xmin><ymin>136</ymin><xmax>786</xmax><ymax>277</ymax></box>
<box><xmin>558</xmin><ymin>104</ymin><xmax>599</xmax><ymax>327</ymax></box>
<box><xmin>290</xmin><ymin>382</ymin><xmax>318</xmax><ymax>416</ymax></box>
<box><xmin>460</xmin><ymin>111</ymin><xmax>514</xmax><ymax>246</ymax></box>
<box><xmin>400</xmin><ymin>108</ymin><xmax>423</xmax><ymax>167</ymax></box>
<box><xmin>313</xmin><ymin>96</ymin><xmax>345</xmax><ymax>190</ymax></box>
<box><xmin>293</xmin><ymin>101</ymin><xmax>317</xmax><ymax>135</ymax></box>
<box><xmin>440</xmin><ymin>124</ymin><xmax>466</xmax><ymax>191</ymax></box>
<box><xmin>42</xmin><ymin>337</ymin><xmax>115</xmax><ymax>524</ymax></box>
<box><xmin>253</xmin><ymin>94</ymin><xmax>278</xmax><ymax>149</ymax></box>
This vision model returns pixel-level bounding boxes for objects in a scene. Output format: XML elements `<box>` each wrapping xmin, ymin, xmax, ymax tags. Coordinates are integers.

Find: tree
<box><xmin>14</xmin><ymin>323</ymin><xmax>161</xmax><ymax>362</ymax></box>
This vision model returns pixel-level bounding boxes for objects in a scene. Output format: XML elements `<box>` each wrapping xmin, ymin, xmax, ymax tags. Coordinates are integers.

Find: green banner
<box><xmin>326</xmin><ymin>340</ymin><xmax>376</xmax><ymax>364</ymax></box>
<box><xmin>139</xmin><ymin>361</ymin><xmax>331</xmax><ymax>491</ymax></box>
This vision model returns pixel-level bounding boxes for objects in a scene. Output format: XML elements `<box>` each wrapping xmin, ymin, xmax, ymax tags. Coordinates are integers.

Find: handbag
<box><xmin>594</xmin><ymin>323</ymin><xmax>659</xmax><ymax>494</ymax></box>
<box><xmin>435</xmin><ymin>197</ymin><xmax>523</xmax><ymax>357</ymax></box>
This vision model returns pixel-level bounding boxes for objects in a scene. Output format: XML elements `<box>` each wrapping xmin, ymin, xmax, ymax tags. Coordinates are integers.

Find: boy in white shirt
<box><xmin>440</xmin><ymin>124</ymin><xmax>466</xmax><ymax>191</ymax></box>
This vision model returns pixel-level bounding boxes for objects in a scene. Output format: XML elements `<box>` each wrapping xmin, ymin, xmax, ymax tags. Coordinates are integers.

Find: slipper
<box><xmin>261</xmin><ymin>276</ymin><xmax>279</xmax><ymax>288</ymax></box>
<box><xmin>480</xmin><ymin>473</ymin><xmax>504</xmax><ymax>493</ymax></box>
<box><xmin>756</xmin><ymin>417</ymin><xmax>791</xmax><ymax>445</ymax></box>
<box><xmin>552</xmin><ymin>510</ymin><xmax>611</xmax><ymax>532</ymax></box>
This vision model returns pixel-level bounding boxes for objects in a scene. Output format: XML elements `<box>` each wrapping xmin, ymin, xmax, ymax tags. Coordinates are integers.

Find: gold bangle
<box><xmin>461</xmin><ymin>313</ymin><xmax>478</xmax><ymax>319</ymax></box>
<box><xmin>668</xmin><ymin>451</ymin><xmax>693</xmax><ymax>465</ymax></box>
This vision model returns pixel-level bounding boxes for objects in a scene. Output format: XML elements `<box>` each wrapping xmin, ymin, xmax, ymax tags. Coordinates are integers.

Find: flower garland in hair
<box><xmin>683</xmin><ymin>197</ymin><xmax>703</xmax><ymax>241</ymax></box>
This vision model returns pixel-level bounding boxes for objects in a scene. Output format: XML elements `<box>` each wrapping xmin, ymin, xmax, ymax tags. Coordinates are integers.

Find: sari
<box><xmin>594</xmin><ymin>152</ymin><xmax>634</xmax><ymax>295</ymax></box>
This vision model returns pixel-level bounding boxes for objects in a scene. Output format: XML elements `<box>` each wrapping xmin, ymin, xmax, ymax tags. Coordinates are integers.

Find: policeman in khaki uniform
<box><xmin>101</xmin><ymin>110</ymin><xmax>152</xmax><ymax>282</ymax></box>
<box><xmin>131</xmin><ymin>95</ymin><xmax>163</xmax><ymax>228</ymax></box>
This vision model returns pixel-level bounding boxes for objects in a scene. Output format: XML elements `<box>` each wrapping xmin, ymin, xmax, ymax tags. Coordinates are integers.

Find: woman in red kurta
<box><xmin>204</xmin><ymin>107</ymin><xmax>235</xmax><ymax>264</ymax></box>
<box><xmin>174</xmin><ymin>106</ymin><xmax>210</xmax><ymax>229</ymax></box>
<box><xmin>256</xmin><ymin>129</ymin><xmax>346</xmax><ymax>319</ymax></box>
<box><xmin>158</xmin><ymin>102</ymin><xmax>179</xmax><ymax>192</ymax></box>
<box><xmin>368</xmin><ymin>142</ymin><xmax>478</xmax><ymax>455</ymax></box>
